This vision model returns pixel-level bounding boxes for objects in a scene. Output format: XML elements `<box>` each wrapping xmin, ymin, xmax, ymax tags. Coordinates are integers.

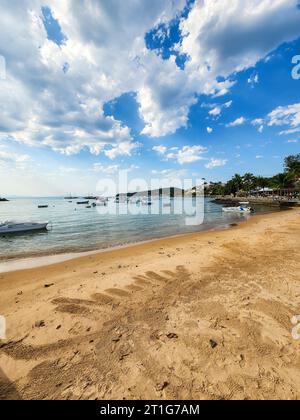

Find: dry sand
<box><xmin>0</xmin><ymin>209</ymin><xmax>299</xmax><ymax>400</ymax></box>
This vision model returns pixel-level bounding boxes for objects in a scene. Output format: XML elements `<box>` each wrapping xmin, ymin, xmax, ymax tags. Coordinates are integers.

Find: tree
<box><xmin>284</xmin><ymin>154</ymin><xmax>300</xmax><ymax>177</ymax></box>
<box><xmin>243</xmin><ymin>173</ymin><xmax>256</xmax><ymax>193</ymax></box>
<box><xmin>272</xmin><ymin>173</ymin><xmax>294</xmax><ymax>189</ymax></box>
<box><xmin>255</xmin><ymin>176</ymin><xmax>270</xmax><ymax>191</ymax></box>
<box><xmin>232</xmin><ymin>174</ymin><xmax>244</xmax><ymax>192</ymax></box>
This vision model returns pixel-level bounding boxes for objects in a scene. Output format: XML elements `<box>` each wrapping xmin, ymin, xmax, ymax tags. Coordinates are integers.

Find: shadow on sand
<box><xmin>0</xmin><ymin>368</ymin><xmax>22</xmax><ymax>400</ymax></box>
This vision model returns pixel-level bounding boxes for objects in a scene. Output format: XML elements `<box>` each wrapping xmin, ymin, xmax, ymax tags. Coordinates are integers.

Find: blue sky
<box><xmin>0</xmin><ymin>0</ymin><xmax>300</xmax><ymax>196</ymax></box>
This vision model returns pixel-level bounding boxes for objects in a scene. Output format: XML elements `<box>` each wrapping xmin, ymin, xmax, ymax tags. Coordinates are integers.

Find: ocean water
<box><xmin>0</xmin><ymin>197</ymin><xmax>276</xmax><ymax>261</ymax></box>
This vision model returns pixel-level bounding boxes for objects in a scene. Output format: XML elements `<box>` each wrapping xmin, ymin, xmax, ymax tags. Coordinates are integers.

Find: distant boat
<box><xmin>64</xmin><ymin>194</ymin><xmax>78</xmax><ymax>200</ymax></box>
<box><xmin>142</xmin><ymin>199</ymin><xmax>152</xmax><ymax>206</ymax></box>
<box><xmin>95</xmin><ymin>198</ymin><xmax>108</xmax><ymax>206</ymax></box>
<box><xmin>77</xmin><ymin>201</ymin><xmax>89</xmax><ymax>205</ymax></box>
<box><xmin>0</xmin><ymin>221</ymin><xmax>49</xmax><ymax>234</ymax></box>
<box><xmin>38</xmin><ymin>205</ymin><xmax>48</xmax><ymax>209</ymax></box>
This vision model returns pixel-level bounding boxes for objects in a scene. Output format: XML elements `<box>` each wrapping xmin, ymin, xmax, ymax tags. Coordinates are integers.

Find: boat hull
<box><xmin>0</xmin><ymin>222</ymin><xmax>49</xmax><ymax>234</ymax></box>
<box><xmin>222</xmin><ymin>207</ymin><xmax>251</xmax><ymax>214</ymax></box>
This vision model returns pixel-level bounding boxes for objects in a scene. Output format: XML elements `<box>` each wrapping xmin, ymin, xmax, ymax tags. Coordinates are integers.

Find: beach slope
<box><xmin>0</xmin><ymin>209</ymin><xmax>300</xmax><ymax>400</ymax></box>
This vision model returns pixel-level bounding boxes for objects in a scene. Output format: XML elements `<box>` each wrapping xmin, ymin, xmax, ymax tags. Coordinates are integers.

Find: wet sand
<box><xmin>0</xmin><ymin>209</ymin><xmax>300</xmax><ymax>400</ymax></box>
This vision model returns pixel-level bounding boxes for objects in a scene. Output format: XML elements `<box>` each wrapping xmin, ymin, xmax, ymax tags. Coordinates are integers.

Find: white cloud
<box><xmin>1</xmin><ymin>0</ymin><xmax>300</xmax><ymax>149</ymax></box>
<box><xmin>93</xmin><ymin>164</ymin><xmax>120</xmax><ymax>174</ymax></box>
<box><xmin>104</xmin><ymin>141</ymin><xmax>140</xmax><ymax>160</ymax></box>
<box><xmin>152</xmin><ymin>145</ymin><xmax>167</xmax><ymax>155</ymax></box>
<box><xmin>224</xmin><ymin>101</ymin><xmax>233</xmax><ymax>108</ymax></box>
<box><xmin>0</xmin><ymin>0</ymin><xmax>186</xmax><ymax>149</ymax></box>
<box><xmin>166</xmin><ymin>145</ymin><xmax>207</xmax><ymax>165</ymax></box>
<box><xmin>205</xmin><ymin>158</ymin><xmax>228</xmax><ymax>169</ymax></box>
<box><xmin>207</xmin><ymin>127</ymin><xmax>213</xmax><ymax>134</ymax></box>
<box><xmin>248</xmin><ymin>73</ymin><xmax>259</xmax><ymax>86</ymax></box>
<box><xmin>252</xmin><ymin>103</ymin><xmax>300</xmax><ymax>135</ymax></box>
<box><xmin>226</xmin><ymin>117</ymin><xmax>247</xmax><ymax>128</ymax></box>
<box><xmin>252</xmin><ymin>119</ymin><xmax>264</xmax><ymax>126</ymax></box>
<box><xmin>258</xmin><ymin>125</ymin><xmax>264</xmax><ymax>133</ymax></box>
<box><xmin>179</xmin><ymin>0</ymin><xmax>300</xmax><ymax>81</ymax></box>
<box><xmin>256</xmin><ymin>155</ymin><xmax>263</xmax><ymax>159</ymax></box>
<box><xmin>252</xmin><ymin>119</ymin><xmax>265</xmax><ymax>133</ymax></box>
<box><xmin>208</xmin><ymin>100</ymin><xmax>232</xmax><ymax>119</ymax></box>
<box><xmin>209</xmin><ymin>107</ymin><xmax>221</xmax><ymax>117</ymax></box>
<box><xmin>268</xmin><ymin>103</ymin><xmax>300</xmax><ymax>132</ymax></box>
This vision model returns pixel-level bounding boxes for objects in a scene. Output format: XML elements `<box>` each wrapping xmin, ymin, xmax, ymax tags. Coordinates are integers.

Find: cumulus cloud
<box><xmin>153</xmin><ymin>144</ymin><xmax>207</xmax><ymax>164</ymax></box>
<box><xmin>166</xmin><ymin>145</ymin><xmax>207</xmax><ymax>165</ymax></box>
<box><xmin>1</xmin><ymin>0</ymin><xmax>300</xmax><ymax>150</ymax></box>
<box><xmin>0</xmin><ymin>0</ymin><xmax>186</xmax><ymax>151</ymax></box>
<box><xmin>179</xmin><ymin>0</ymin><xmax>300</xmax><ymax>80</ymax></box>
<box><xmin>104</xmin><ymin>141</ymin><xmax>140</xmax><ymax>160</ymax></box>
<box><xmin>207</xmin><ymin>127</ymin><xmax>213</xmax><ymax>134</ymax></box>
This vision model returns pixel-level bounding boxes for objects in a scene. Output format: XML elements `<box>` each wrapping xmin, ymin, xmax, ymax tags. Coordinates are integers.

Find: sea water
<box><xmin>0</xmin><ymin>197</ymin><xmax>276</xmax><ymax>261</ymax></box>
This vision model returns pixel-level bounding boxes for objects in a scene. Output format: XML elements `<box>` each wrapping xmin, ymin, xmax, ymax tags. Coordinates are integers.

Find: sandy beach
<box><xmin>0</xmin><ymin>209</ymin><xmax>299</xmax><ymax>400</ymax></box>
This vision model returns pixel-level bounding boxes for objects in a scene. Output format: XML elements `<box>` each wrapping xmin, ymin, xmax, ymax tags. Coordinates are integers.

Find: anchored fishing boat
<box><xmin>0</xmin><ymin>221</ymin><xmax>50</xmax><ymax>234</ymax></box>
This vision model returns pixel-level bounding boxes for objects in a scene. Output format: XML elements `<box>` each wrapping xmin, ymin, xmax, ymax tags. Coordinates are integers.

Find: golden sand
<box><xmin>0</xmin><ymin>209</ymin><xmax>300</xmax><ymax>400</ymax></box>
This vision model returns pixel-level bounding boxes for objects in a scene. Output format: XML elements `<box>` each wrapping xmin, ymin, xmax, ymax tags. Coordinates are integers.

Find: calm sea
<box><xmin>0</xmin><ymin>197</ymin><xmax>277</xmax><ymax>261</ymax></box>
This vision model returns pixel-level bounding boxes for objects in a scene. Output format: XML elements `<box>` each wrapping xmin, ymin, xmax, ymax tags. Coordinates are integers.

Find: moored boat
<box><xmin>0</xmin><ymin>221</ymin><xmax>50</xmax><ymax>234</ymax></box>
<box><xmin>222</xmin><ymin>202</ymin><xmax>254</xmax><ymax>214</ymax></box>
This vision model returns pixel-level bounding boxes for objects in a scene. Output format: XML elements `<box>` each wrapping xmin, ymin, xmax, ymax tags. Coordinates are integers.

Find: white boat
<box><xmin>0</xmin><ymin>221</ymin><xmax>49</xmax><ymax>234</ymax></box>
<box><xmin>222</xmin><ymin>202</ymin><xmax>254</xmax><ymax>214</ymax></box>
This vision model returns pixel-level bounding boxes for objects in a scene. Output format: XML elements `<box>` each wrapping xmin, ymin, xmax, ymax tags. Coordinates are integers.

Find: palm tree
<box><xmin>255</xmin><ymin>176</ymin><xmax>269</xmax><ymax>191</ymax></box>
<box><xmin>232</xmin><ymin>174</ymin><xmax>244</xmax><ymax>191</ymax></box>
<box><xmin>243</xmin><ymin>173</ymin><xmax>256</xmax><ymax>193</ymax></box>
<box><xmin>272</xmin><ymin>173</ymin><xmax>294</xmax><ymax>189</ymax></box>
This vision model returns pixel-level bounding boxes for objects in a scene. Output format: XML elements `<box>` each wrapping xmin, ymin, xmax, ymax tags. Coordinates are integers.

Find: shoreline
<box><xmin>0</xmin><ymin>208</ymin><xmax>299</xmax><ymax>400</ymax></box>
<box><xmin>0</xmin><ymin>225</ymin><xmax>235</xmax><ymax>274</ymax></box>
<box><xmin>0</xmin><ymin>208</ymin><xmax>284</xmax><ymax>274</ymax></box>
<box><xmin>0</xmin><ymin>211</ymin><xmax>264</xmax><ymax>274</ymax></box>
